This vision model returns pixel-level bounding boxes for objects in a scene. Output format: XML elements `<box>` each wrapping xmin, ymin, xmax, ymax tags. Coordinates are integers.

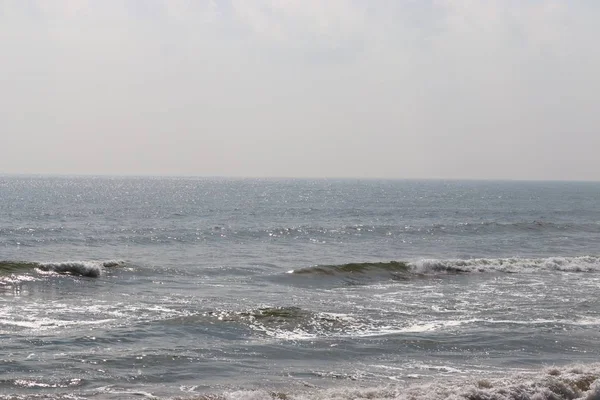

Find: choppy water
<box><xmin>1</xmin><ymin>177</ymin><xmax>600</xmax><ymax>400</ymax></box>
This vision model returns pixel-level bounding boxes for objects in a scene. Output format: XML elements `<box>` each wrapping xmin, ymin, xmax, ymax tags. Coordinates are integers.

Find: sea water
<box><xmin>1</xmin><ymin>176</ymin><xmax>600</xmax><ymax>399</ymax></box>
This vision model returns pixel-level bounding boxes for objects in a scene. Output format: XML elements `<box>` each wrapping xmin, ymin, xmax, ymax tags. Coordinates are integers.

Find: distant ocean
<box><xmin>2</xmin><ymin>176</ymin><xmax>600</xmax><ymax>399</ymax></box>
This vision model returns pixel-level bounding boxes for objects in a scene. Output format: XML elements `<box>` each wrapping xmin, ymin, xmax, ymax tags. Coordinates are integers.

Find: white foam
<box><xmin>215</xmin><ymin>363</ymin><xmax>600</xmax><ymax>400</ymax></box>
<box><xmin>0</xmin><ymin>317</ymin><xmax>115</xmax><ymax>331</ymax></box>
<box><xmin>37</xmin><ymin>261</ymin><xmax>102</xmax><ymax>277</ymax></box>
<box><xmin>411</xmin><ymin>256</ymin><xmax>600</xmax><ymax>275</ymax></box>
<box><xmin>243</xmin><ymin>312</ymin><xmax>600</xmax><ymax>342</ymax></box>
<box><xmin>35</xmin><ymin>259</ymin><xmax>125</xmax><ymax>278</ymax></box>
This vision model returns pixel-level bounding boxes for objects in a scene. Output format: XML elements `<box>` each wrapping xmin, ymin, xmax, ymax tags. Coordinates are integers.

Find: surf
<box><xmin>0</xmin><ymin>260</ymin><xmax>125</xmax><ymax>278</ymax></box>
<box><xmin>285</xmin><ymin>256</ymin><xmax>600</xmax><ymax>284</ymax></box>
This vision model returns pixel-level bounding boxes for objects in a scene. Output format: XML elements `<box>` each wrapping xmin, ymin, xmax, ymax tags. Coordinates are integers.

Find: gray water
<box><xmin>1</xmin><ymin>177</ymin><xmax>600</xmax><ymax>400</ymax></box>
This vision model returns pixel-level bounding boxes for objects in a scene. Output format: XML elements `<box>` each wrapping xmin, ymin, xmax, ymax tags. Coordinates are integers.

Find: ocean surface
<box><xmin>1</xmin><ymin>176</ymin><xmax>600</xmax><ymax>400</ymax></box>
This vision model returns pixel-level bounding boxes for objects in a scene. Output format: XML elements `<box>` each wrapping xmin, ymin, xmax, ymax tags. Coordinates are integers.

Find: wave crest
<box><xmin>290</xmin><ymin>261</ymin><xmax>410</xmax><ymax>278</ymax></box>
<box><xmin>287</xmin><ymin>256</ymin><xmax>600</xmax><ymax>283</ymax></box>
<box><xmin>198</xmin><ymin>306</ymin><xmax>356</xmax><ymax>340</ymax></box>
<box><xmin>0</xmin><ymin>260</ymin><xmax>125</xmax><ymax>278</ymax></box>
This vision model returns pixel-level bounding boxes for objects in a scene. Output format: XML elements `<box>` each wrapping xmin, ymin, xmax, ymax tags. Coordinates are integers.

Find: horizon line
<box><xmin>1</xmin><ymin>172</ymin><xmax>599</xmax><ymax>184</ymax></box>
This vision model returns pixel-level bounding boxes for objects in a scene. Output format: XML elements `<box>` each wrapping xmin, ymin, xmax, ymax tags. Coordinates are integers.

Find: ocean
<box><xmin>1</xmin><ymin>176</ymin><xmax>600</xmax><ymax>400</ymax></box>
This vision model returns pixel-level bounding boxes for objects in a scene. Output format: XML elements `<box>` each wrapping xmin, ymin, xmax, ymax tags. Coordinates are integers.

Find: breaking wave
<box><xmin>0</xmin><ymin>260</ymin><xmax>125</xmax><ymax>278</ymax></box>
<box><xmin>287</xmin><ymin>256</ymin><xmax>600</xmax><ymax>283</ymax></box>
<box><xmin>0</xmin><ymin>363</ymin><xmax>599</xmax><ymax>399</ymax></box>
<box><xmin>183</xmin><ymin>363</ymin><xmax>600</xmax><ymax>400</ymax></box>
<box><xmin>189</xmin><ymin>306</ymin><xmax>356</xmax><ymax>340</ymax></box>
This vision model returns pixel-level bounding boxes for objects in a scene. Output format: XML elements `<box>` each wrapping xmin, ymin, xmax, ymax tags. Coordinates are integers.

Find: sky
<box><xmin>1</xmin><ymin>0</ymin><xmax>599</xmax><ymax>180</ymax></box>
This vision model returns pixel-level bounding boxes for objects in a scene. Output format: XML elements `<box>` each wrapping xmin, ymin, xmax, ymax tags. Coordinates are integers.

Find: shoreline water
<box><xmin>3</xmin><ymin>363</ymin><xmax>599</xmax><ymax>399</ymax></box>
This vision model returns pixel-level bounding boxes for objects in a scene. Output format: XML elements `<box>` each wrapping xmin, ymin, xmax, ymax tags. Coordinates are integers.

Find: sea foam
<box><xmin>287</xmin><ymin>256</ymin><xmax>600</xmax><ymax>282</ymax></box>
<box><xmin>0</xmin><ymin>259</ymin><xmax>125</xmax><ymax>278</ymax></box>
<box><xmin>202</xmin><ymin>363</ymin><xmax>600</xmax><ymax>400</ymax></box>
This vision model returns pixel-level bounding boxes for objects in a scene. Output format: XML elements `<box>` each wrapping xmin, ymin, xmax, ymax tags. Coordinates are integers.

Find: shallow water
<box><xmin>1</xmin><ymin>177</ymin><xmax>600</xmax><ymax>399</ymax></box>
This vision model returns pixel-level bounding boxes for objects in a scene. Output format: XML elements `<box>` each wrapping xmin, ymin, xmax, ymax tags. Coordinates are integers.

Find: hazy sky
<box><xmin>1</xmin><ymin>1</ymin><xmax>598</xmax><ymax>180</ymax></box>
